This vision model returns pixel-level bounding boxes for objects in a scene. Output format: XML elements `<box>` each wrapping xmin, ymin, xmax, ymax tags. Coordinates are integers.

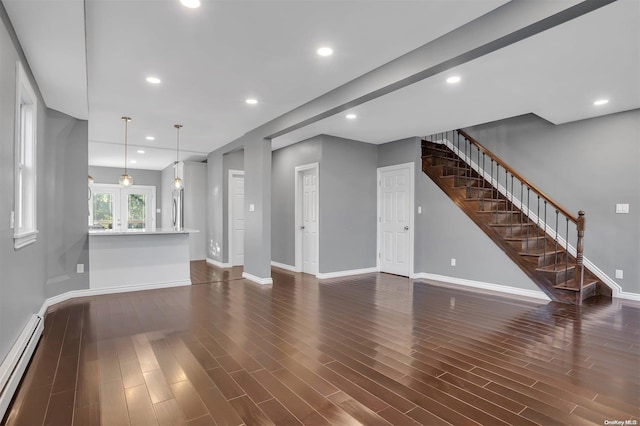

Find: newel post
<box><xmin>576</xmin><ymin>211</ymin><xmax>586</xmax><ymax>304</ymax></box>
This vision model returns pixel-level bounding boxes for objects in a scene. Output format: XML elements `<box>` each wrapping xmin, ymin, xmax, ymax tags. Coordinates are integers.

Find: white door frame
<box><xmin>376</xmin><ymin>162</ymin><xmax>415</xmax><ymax>277</ymax></box>
<box><xmin>228</xmin><ymin>169</ymin><xmax>245</xmax><ymax>266</ymax></box>
<box><xmin>294</xmin><ymin>163</ymin><xmax>319</xmax><ymax>274</ymax></box>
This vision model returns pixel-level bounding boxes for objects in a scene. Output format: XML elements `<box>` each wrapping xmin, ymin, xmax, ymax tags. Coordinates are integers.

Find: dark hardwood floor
<box><xmin>3</xmin><ymin>262</ymin><xmax>639</xmax><ymax>425</ymax></box>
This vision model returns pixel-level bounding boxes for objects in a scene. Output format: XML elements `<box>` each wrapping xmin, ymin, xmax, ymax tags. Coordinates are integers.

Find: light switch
<box><xmin>615</xmin><ymin>204</ymin><xmax>629</xmax><ymax>214</ymax></box>
<box><xmin>249</xmin><ymin>204</ymin><xmax>255</xmax><ymax>212</ymax></box>
<box><xmin>156</xmin><ymin>208</ymin><xmax>161</xmax><ymax>213</ymax></box>
<box><xmin>451</xmin><ymin>258</ymin><xmax>456</xmax><ymax>267</ymax></box>
<box><xmin>418</xmin><ymin>206</ymin><xmax>422</xmax><ymax>214</ymax></box>
<box><xmin>77</xmin><ymin>264</ymin><xmax>85</xmax><ymax>274</ymax></box>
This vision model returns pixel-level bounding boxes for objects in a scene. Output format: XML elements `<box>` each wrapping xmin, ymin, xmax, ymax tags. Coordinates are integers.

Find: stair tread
<box><xmin>554</xmin><ymin>279</ymin><xmax>598</xmax><ymax>291</ymax></box>
<box><xmin>464</xmin><ymin>198</ymin><xmax>504</xmax><ymax>202</ymax></box>
<box><xmin>520</xmin><ymin>248</ymin><xmax>564</xmax><ymax>256</ymax></box>
<box><xmin>537</xmin><ymin>263</ymin><xmax>576</xmax><ymax>272</ymax></box>
<box><xmin>477</xmin><ymin>210</ymin><xmax>519</xmax><ymax>214</ymax></box>
<box><xmin>505</xmin><ymin>235</ymin><xmax>545</xmax><ymax>241</ymax></box>
<box><xmin>490</xmin><ymin>223</ymin><xmax>537</xmax><ymax>227</ymax></box>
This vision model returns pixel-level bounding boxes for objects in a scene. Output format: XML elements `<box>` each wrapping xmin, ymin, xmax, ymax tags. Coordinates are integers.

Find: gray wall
<box><xmin>271</xmin><ymin>135</ymin><xmax>377</xmax><ymax>273</ymax></box>
<box><xmin>222</xmin><ymin>150</ymin><xmax>244</xmax><ymax>263</ymax></box>
<box><xmin>89</xmin><ymin>165</ymin><xmax>163</xmax><ymax>228</ymax></box>
<box><xmin>44</xmin><ymin>111</ymin><xmax>90</xmax><ymax>298</ymax></box>
<box><xmin>320</xmin><ymin>136</ymin><xmax>378</xmax><ymax>272</ymax></box>
<box><xmin>184</xmin><ymin>161</ymin><xmax>207</xmax><ymax>260</ymax></box>
<box><xmin>272</xmin><ymin>136</ymin><xmax>322</xmax><ymax>266</ymax></box>
<box><xmin>207</xmin><ymin>132</ymin><xmax>272</xmax><ymax>279</ymax></box>
<box><xmin>464</xmin><ymin>111</ymin><xmax>640</xmax><ymax>294</ymax></box>
<box><xmin>1</xmin><ymin>3</ymin><xmax>89</xmax><ymax>364</ymax></box>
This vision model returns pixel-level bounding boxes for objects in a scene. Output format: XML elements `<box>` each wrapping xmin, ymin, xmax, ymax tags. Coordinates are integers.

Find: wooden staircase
<box><xmin>421</xmin><ymin>131</ymin><xmax>612</xmax><ymax>304</ymax></box>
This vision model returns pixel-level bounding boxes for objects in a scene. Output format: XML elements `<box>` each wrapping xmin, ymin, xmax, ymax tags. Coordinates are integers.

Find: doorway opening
<box><xmin>228</xmin><ymin>170</ymin><xmax>245</xmax><ymax>266</ymax></box>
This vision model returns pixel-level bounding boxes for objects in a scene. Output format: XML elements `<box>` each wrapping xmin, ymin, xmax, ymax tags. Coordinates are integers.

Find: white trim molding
<box><xmin>242</xmin><ymin>272</ymin><xmax>273</xmax><ymax>285</ymax></box>
<box><xmin>0</xmin><ymin>315</ymin><xmax>43</xmax><ymax>420</ymax></box>
<box><xmin>316</xmin><ymin>267</ymin><xmax>378</xmax><ymax>280</ymax></box>
<box><xmin>413</xmin><ymin>272</ymin><xmax>551</xmax><ymax>301</ymax></box>
<box><xmin>206</xmin><ymin>257</ymin><xmax>232</xmax><ymax>268</ymax></box>
<box><xmin>271</xmin><ymin>261</ymin><xmax>297</xmax><ymax>272</ymax></box>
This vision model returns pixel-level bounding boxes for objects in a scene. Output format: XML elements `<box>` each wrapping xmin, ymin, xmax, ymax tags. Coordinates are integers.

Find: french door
<box><xmin>89</xmin><ymin>184</ymin><xmax>155</xmax><ymax>231</ymax></box>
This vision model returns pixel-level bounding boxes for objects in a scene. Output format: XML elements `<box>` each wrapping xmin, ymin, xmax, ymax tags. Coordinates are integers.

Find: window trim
<box><xmin>14</xmin><ymin>61</ymin><xmax>38</xmax><ymax>250</ymax></box>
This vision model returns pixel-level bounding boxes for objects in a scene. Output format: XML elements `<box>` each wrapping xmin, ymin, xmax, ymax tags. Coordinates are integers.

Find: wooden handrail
<box><xmin>456</xmin><ymin>129</ymin><xmax>578</xmax><ymax>223</ymax></box>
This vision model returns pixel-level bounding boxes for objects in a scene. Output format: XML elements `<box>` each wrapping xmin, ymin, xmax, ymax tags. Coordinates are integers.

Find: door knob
<box><xmin>404</xmin><ymin>226</ymin><xmax>409</xmax><ymax>230</ymax></box>
<box><xmin>301</xmin><ymin>226</ymin><xmax>305</xmax><ymax>230</ymax></box>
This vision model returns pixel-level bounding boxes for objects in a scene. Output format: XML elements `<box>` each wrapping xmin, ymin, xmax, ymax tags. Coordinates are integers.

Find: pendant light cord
<box><xmin>122</xmin><ymin>116</ymin><xmax>131</xmax><ymax>175</ymax></box>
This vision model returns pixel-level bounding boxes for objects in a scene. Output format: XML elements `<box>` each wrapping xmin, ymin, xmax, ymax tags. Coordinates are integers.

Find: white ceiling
<box><xmin>273</xmin><ymin>0</ymin><xmax>640</xmax><ymax>149</ymax></box>
<box><xmin>2</xmin><ymin>0</ymin><xmax>639</xmax><ymax>170</ymax></box>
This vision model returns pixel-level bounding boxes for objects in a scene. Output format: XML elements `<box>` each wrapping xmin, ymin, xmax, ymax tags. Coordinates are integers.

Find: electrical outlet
<box><xmin>615</xmin><ymin>204</ymin><xmax>629</xmax><ymax>214</ymax></box>
<box><xmin>249</xmin><ymin>204</ymin><xmax>255</xmax><ymax>212</ymax></box>
<box><xmin>615</xmin><ymin>269</ymin><xmax>623</xmax><ymax>279</ymax></box>
<box><xmin>77</xmin><ymin>264</ymin><xmax>85</xmax><ymax>274</ymax></box>
<box><xmin>451</xmin><ymin>258</ymin><xmax>456</xmax><ymax>267</ymax></box>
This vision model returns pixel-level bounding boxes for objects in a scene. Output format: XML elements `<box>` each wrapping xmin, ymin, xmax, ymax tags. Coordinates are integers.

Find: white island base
<box><xmin>89</xmin><ymin>229</ymin><xmax>194</xmax><ymax>291</ymax></box>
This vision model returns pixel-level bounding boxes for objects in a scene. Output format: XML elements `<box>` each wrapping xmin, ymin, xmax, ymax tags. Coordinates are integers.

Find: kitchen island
<box><xmin>89</xmin><ymin>228</ymin><xmax>197</xmax><ymax>291</ymax></box>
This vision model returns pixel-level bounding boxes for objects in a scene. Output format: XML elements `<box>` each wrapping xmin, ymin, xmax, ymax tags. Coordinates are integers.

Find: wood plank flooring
<box><xmin>3</xmin><ymin>262</ymin><xmax>639</xmax><ymax>425</ymax></box>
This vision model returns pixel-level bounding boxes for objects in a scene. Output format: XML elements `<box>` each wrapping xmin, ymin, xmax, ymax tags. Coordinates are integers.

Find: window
<box><xmin>88</xmin><ymin>184</ymin><xmax>156</xmax><ymax>231</ymax></box>
<box><xmin>13</xmin><ymin>62</ymin><xmax>38</xmax><ymax>249</ymax></box>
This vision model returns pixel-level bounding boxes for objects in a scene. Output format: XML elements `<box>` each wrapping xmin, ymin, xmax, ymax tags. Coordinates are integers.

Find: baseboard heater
<box><xmin>0</xmin><ymin>315</ymin><xmax>43</xmax><ymax>420</ymax></box>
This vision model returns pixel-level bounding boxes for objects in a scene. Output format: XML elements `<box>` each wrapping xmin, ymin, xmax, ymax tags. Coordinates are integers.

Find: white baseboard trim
<box><xmin>412</xmin><ymin>272</ymin><xmax>551</xmax><ymax>301</ymax></box>
<box><xmin>38</xmin><ymin>280</ymin><xmax>192</xmax><ymax>318</ymax></box>
<box><xmin>206</xmin><ymin>257</ymin><xmax>232</xmax><ymax>268</ymax></box>
<box><xmin>242</xmin><ymin>272</ymin><xmax>273</xmax><ymax>285</ymax></box>
<box><xmin>270</xmin><ymin>261</ymin><xmax>297</xmax><ymax>272</ymax></box>
<box><xmin>0</xmin><ymin>314</ymin><xmax>43</xmax><ymax>420</ymax></box>
<box><xmin>581</xmin><ymin>258</ymin><xmax>640</xmax><ymax>301</ymax></box>
<box><xmin>316</xmin><ymin>267</ymin><xmax>378</xmax><ymax>280</ymax></box>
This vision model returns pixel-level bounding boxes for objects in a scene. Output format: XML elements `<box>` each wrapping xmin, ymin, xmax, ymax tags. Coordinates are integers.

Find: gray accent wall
<box><xmin>207</xmin><ymin>132</ymin><xmax>272</xmax><ymax>279</ymax></box>
<box><xmin>272</xmin><ymin>136</ymin><xmax>322</xmax><ymax>266</ymax></box>
<box><xmin>89</xmin><ymin>166</ymin><xmax>163</xmax><ymax>228</ymax></box>
<box><xmin>463</xmin><ymin>111</ymin><xmax>640</xmax><ymax>294</ymax></box>
<box><xmin>271</xmin><ymin>135</ymin><xmax>377</xmax><ymax>273</ymax></box>
<box><xmin>183</xmin><ymin>161</ymin><xmax>207</xmax><ymax>260</ymax></box>
<box><xmin>1</xmin><ymin>2</ymin><xmax>89</xmax><ymax>364</ymax></box>
<box><xmin>45</xmin><ymin>111</ymin><xmax>90</xmax><ymax>298</ymax></box>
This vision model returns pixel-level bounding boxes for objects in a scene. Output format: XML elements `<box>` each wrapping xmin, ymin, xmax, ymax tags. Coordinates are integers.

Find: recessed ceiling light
<box><xmin>130</xmin><ymin>160</ymin><xmax>137</xmax><ymax>164</ymax></box>
<box><xmin>180</xmin><ymin>0</ymin><xmax>200</xmax><ymax>8</ymax></box>
<box><xmin>593</xmin><ymin>99</ymin><xmax>609</xmax><ymax>106</ymax></box>
<box><xmin>146</xmin><ymin>76</ymin><xmax>161</xmax><ymax>84</ymax></box>
<box><xmin>446</xmin><ymin>76</ymin><xmax>461</xmax><ymax>84</ymax></box>
<box><xmin>317</xmin><ymin>47</ymin><xmax>333</xmax><ymax>57</ymax></box>
<box><xmin>137</xmin><ymin>150</ymin><xmax>145</xmax><ymax>154</ymax></box>
<box><xmin>246</xmin><ymin>98</ymin><xmax>258</xmax><ymax>105</ymax></box>
<box><xmin>145</xmin><ymin>136</ymin><xmax>155</xmax><ymax>141</ymax></box>
<box><xmin>346</xmin><ymin>113</ymin><xmax>357</xmax><ymax>120</ymax></box>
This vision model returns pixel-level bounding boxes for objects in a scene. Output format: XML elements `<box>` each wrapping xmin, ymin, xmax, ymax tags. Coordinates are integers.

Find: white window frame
<box><xmin>13</xmin><ymin>62</ymin><xmax>38</xmax><ymax>249</ymax></box>
<box><xmin>89</xmin><ymin>183</ymin><xmax>156</xmax><ymax>231</ymax></box>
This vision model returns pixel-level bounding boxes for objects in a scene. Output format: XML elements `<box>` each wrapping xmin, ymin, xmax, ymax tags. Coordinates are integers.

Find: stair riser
<box><xmin>491</xmin><ymin>226</ymin><xmax>544</xmax><ymax>238</ymax></box>
<box><xmin>465</xmin><ymin>187</ymin><xmax>496</xmax><ymax>199</ymax></box>
<box><xmin>465</xmin><ymin>200</ymin><xmax>508</xmax><ymax>211</ymax></box>
<box><xmin>423</xmin><ymin>156</ymin><xmax>463</xmax><ymax>168</ymax></box>
<box><xmin>507</xmin><ymin>238</ymin><xmax>556</xmax><ymax>252</ymax></box>
<box><xmin>523</xmin><ymin>252</ymin><xmax>568</xmax><ymax>268</ymax></box>
<box><xmin>478</xmin><ymin>212</ymin><xmax>523</xmax><ymax>224</ymax></box>
<box><xmin>538</xmin><ymin>267</ymin><xmax>575</xmax><ymax>284</ymax></box>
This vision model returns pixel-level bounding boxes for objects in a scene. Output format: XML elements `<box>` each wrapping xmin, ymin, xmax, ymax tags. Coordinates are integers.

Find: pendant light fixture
<box><xmin>172</xmin><ymin>124</ymin><xmax>184</xmax><ymax>190</ymax></box>
<box><xmin>119</xmin><ymin>116</ymin><xmax>133</xmax><ymax>187</ymax></box>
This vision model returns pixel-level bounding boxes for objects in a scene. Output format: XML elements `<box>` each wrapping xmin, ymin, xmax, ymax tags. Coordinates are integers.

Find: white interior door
<box><xmin>378</xmin><ymin>164</ymin><xmax>413</xmax><ymax>276</ymax></box>
<box><xmin>230</xmin><ymin>172</ymin><xmax>245</xmax><ymax>266</ymax></box>
<box><xmin>301</xmin><ymin>168</ymin><xmax>318</xmax><ymax>275</ymax></box>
